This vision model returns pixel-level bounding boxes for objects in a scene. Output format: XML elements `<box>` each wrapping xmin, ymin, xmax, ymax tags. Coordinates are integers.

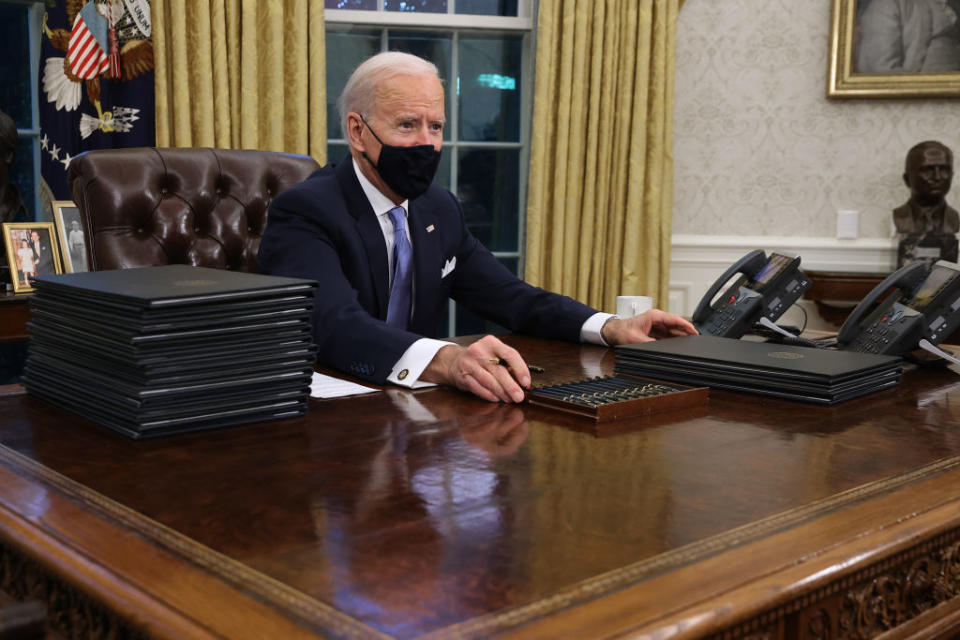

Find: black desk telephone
<box><xmin>692</xmin><ymin>250</ymin><xmax>812</xmax><ymax>339</ymax></box>
<box><xmin>838</xmin><ymin>260</ymin><xmax>960</xmax><ymax>356</ymax></box>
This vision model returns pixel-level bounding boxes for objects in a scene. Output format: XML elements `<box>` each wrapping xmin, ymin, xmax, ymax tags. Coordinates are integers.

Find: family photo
<box><xmin>2</xmin><ymin>222</ymin><xmax>62</xmax><ymax>293</ymax></box>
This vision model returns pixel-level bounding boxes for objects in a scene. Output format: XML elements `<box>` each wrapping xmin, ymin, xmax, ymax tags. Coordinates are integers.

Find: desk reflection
<box><xmin>319</xmin><ymin>395</ymin><xmax>530</xmax><ymax>636</ymax></box>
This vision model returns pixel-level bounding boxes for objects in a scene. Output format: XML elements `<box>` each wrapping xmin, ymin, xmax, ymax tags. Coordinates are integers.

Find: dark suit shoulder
<box><xmin>272</xmin><ymin>164</ymin><xmax>339</xmax><ymax>207</ymax></box>
<box><xmin>276</xmin><ymin>165</ymin><xmax>337</xmax><ymax>200</ymax></box>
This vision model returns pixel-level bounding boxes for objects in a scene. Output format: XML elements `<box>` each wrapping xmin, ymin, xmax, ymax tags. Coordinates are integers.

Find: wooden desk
<box><xmin>2</xmin><ymin>337</ymin><xmax>960</xmax><ymax>639</ymax></box>
<box><xmin>0</xmin><ymin>291</ymin><xmax>30</xmax><ymax>342</ymax></box>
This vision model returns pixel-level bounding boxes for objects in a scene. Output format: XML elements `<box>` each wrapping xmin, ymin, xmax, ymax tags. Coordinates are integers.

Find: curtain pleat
<box><xmin>527</xmin><ymin>0</ymin><xmax>680</xmax><ymax>312</ymax></box>
<box><xmin>153</xmin><ymin>0</ymin><xmax>326</xmax><ymax>161</ymax></box>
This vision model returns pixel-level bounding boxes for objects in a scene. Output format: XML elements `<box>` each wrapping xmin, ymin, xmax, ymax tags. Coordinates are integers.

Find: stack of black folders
<box><xmin>615</xmin><ymin>335</ymin><xmax>902</xmax><ymax>405</ymax></box>
<box><xmin>22</xmin><ymin>265</ymin><xmax>317</xmax><ymax>438</ymax></box>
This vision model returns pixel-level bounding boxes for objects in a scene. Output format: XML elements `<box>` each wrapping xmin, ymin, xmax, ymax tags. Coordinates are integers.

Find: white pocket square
<box><xmin>441</xmin><ymin>257</ymin><xmax>456</xmax><ymax>278</ymax></box>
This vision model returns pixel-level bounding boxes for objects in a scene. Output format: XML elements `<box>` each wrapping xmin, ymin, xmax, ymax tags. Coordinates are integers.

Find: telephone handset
<box><xmin>838</xmin><ymin>260</ymin><xmax>960</xmax><ymax>356</ymax></box>
<box><xmin>692</xmin><ymin>250</ymin><xmax>811</xmax><ymax>339</ymax></box>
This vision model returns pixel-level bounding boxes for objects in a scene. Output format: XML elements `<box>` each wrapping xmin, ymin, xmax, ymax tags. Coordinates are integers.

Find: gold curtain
<box><xmin>526</xmin><ymin>0</ymin><xmax>680</xmax><ymax>312</ymax></box>
<box><xmin>153</xmin><ymin>0</ymin><xmax>326</xmax><ymax>161</ymax></box>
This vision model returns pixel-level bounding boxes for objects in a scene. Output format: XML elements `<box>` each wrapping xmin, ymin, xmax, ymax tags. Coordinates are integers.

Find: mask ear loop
<box><xmin>358</xmin><ymin>114</ymin><xmax>383</xmax><ymax>171</ymax></box>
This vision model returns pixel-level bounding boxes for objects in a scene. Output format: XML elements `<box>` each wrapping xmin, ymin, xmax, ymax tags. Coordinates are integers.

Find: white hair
<box><xmin>338</xmin><ymin>52</ymin><xmax>441</xmax><ymax>135</ymax></box>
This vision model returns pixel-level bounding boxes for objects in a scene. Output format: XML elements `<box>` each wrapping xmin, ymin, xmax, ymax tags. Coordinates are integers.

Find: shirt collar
<box><xmin>352</xmin><ymin>156</ymin><xmax>408</xmax><ymax>218</ymax></box>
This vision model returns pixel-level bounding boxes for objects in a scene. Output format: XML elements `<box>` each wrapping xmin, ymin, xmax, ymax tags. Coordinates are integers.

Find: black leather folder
<box><xmin>24</xmin><ymin>265</ymin><xmax>318</xmax><ymax>437</ymax></box>
<box><xmin>30</xmin><ymin>264</ymin><xmax>316</xmax><ymax>307</ymax></box>
<box><xmin>615</xmin><ymin>335</ymin><xmax>902</xmax><ymax>404</ymax></box>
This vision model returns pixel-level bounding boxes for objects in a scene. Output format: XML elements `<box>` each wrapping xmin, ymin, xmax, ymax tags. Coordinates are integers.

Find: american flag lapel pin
<box><xmin>426</xmin><ymin>224</ymin><xmax>435</xmax><ymax>233</ymax></box>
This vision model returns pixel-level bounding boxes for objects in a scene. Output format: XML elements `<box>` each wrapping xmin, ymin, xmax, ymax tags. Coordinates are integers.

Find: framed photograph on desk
<box><xmin>52</xmin><ymin>201</ymin><xmax>89</xmax><ymax>273</ymax></box>
<box><xmin>2</xmin><ymin>222</ymin><xmax>62</xmax><ymax>294</ymax></box>
<box><xmin>828</xmin><ymin>0</ymin><xmax>960</xmax><ymax>98</ymax></box>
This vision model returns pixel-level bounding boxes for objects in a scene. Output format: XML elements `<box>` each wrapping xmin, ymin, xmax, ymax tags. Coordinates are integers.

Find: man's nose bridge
<box><xmin>414</xmin><ymin>123</ymin><xmax>432</xmax><ymax>145</ymax></box>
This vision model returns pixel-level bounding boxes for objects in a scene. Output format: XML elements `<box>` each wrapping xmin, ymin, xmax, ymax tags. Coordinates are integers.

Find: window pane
<box><xmin>327</xmin><ymin>142</ymin><xmax>351</xmax><ymax>166</ymax></box>
<box><xmin>385</xmin><ymin>0</ymin><xmax>447</xmax><ymax>12</ymax></box>
<box><xmin>457</xmin><ymin>148</ymin><xmax>518</xmax><ymax>251</ymax></box>
<box><xmin>458</xmin><ymin>35</ymin><xmax>522</xmax><ymax>142</ymax></box>
<box><xmin>434</xmin><ymin>147</ymin><xmax>451</xmax><ymax>190</ymax></box>
<box><xmin>325</xmin><ymin>28</ymin><xmax>381</xmax><ymax>140</ymax></box>
<box><xmin>325</xmin><ymin>0</ymin><xmax>376</xmax><ymax>8</ymax></box>
<box><xmin>455</xmin><ymin>0</ymin><xmax>518</xmax><ymax>16</ymax></box>
<box><xmin>11</xmin><ymin>137</ymin><xmax>34</xmax><ymax>220</ymax></box>
<box><xmin>388</xmin><ymin>31</ymin><xmax>452</xmax><ymax>142</ymax></box>
<box><xmin>0</xmin><ymin>4</ymin><xmax>32</xmax><ymax>127</ymax></box>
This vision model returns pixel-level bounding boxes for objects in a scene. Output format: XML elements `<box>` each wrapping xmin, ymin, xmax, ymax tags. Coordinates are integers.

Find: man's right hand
<box><xmin>420</xmin><ymin>335</ymin><xmax>530</xmax><ymax>403</ymax></box>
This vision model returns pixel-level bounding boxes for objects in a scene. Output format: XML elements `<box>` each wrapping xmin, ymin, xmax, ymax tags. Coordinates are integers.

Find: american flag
<box><xmin>68</xmin><ymin>2</ymin><xmax>110</xmax><ymax>80</ymax></box>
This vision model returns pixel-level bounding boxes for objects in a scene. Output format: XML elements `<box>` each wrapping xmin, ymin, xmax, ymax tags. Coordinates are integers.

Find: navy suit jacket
<box><xmin>258</xmin><ymin>160</ymin><xmax>598</xmax><ymax>384</ymax></box>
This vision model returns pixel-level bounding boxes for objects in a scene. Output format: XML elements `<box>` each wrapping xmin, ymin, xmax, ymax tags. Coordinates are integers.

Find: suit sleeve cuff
<box><xmin>388</xmin><ymin>338</ymin><xmax>456</xmax><ymax>388</ymax></box>
<box><xmin>581</xmin><ymin>312</ymin><xmax>615</xmax><ymax>346</ymax></box>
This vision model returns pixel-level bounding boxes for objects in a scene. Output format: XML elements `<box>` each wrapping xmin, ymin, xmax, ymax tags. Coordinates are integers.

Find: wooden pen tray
<box><xmin>525</xmin><ymin>374</ymin><xmax>709</xmax><ymax>422</ymax></box>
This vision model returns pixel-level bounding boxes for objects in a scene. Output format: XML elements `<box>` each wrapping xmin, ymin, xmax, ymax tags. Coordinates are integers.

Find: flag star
<box><xmin>40</xmin><ymin>134</ymin><xmax>49</xmax><ymax>151</ymax></box>
<box><xmin>61</xmin><ymin>152</ymin><xmax>72</xmax><ymax>170</ymax></box>
<box><xmin>49</xmin><ymin>144</ymin><xmax>60</xmax><ymax>161</ymax></box>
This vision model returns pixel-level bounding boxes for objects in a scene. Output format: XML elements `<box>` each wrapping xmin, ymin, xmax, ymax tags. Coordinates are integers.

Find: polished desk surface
<box><xmin>3</xmin><ymin>335</ymin><xmax>960</xmax><ymax>639</ymax></box>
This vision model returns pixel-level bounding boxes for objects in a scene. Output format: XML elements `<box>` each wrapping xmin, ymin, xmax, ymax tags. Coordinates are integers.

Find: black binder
<box><xmin>23</xmin><ymin>265</ymin><xmax>319</xmax><ymax>437</ymax></box>
<box><xmin>615</xmin><ymin>335</ymin><xmax>902</xmax><ymax>404</ymax></box>
<box><xmin>30</xmin><ymin>264</ymin><xmax>316</xmax><ymax>307</ymax></box>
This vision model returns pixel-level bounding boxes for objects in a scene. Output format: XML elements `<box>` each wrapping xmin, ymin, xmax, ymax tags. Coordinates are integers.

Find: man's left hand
<box><xmin>600</xmin><ymin>309</ymin><xmax>698</xmax><ymax>345</ymax></box>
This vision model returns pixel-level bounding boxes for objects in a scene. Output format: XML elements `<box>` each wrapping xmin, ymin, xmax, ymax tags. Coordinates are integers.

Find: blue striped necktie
<box><xmin>386</xmin><ymin>206</ymin><xmax>413</xmax><ymax>329</ymax></box>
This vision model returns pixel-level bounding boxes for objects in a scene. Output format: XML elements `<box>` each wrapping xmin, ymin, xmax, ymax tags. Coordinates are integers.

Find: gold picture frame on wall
<box><xmin>828</xmin><ymin>0</ymin><xmax>960</xmax><ymax>98</ymax></box>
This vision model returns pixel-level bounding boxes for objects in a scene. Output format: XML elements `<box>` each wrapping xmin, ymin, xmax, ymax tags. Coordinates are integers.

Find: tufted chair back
<box><xmin>68</xmin><ymin>147</ymin><xmax>319</xmax><ymax>272</ymax></box>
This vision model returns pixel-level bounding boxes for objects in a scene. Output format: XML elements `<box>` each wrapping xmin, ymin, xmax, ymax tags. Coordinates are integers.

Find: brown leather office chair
<box><xmin>68</xmin><ymin>147</ymin><xmax>319</xmax><ymax>272</ymax></box>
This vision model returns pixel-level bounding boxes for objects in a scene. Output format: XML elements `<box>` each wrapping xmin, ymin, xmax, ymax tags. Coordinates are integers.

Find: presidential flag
<box><xmin>38</xmin><ymin>0</ymin><xmax>154</xmax><ymax>209</ymax></box>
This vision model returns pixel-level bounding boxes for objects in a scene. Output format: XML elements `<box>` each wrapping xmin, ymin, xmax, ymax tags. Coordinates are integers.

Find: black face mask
<box><xmin>360</xmin><ymin>116</ymin><xmax>442</xmax><ymax>200</ymax></box>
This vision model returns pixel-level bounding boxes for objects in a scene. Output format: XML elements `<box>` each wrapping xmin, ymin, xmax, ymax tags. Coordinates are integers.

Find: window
<box><xmin>325</xmin><ymin>2</ymin><xmax>532</xmax><ymax>337</ymax></box>
<box><xmin>0</xmin><ymin>1</ymin><xmax>43</xmax><ymax>221</ymax></box>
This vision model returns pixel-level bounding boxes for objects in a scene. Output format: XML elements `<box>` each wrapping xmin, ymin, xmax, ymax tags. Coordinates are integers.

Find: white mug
<box><xmin>616</xmin><ymin>295</ymin><xmax>653</xmax><ymax>318</ymax></box>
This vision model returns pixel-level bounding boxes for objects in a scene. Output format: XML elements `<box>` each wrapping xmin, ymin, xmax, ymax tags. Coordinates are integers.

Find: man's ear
<box><xmin>903</xmin><ymin>172</ymin><xmax>911</xmax><ymax>187</ymax></box>
<box><xmin>346</xmin><ymin>113</ymin><xmax>367</xmax><ymax>152</ymax></box>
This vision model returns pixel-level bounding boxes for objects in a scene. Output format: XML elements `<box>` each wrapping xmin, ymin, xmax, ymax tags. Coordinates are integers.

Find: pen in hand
<box><xmin>489</xmin><ymin>358</ymin><xmax>545</xmax><ymax>374</ymax></box>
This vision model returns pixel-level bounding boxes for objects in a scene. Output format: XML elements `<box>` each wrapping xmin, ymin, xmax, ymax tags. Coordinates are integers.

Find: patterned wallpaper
<box><xmin>673</xmin><ymin>0</ymin><xmax>960</xmax><ymax>239</ymax></box>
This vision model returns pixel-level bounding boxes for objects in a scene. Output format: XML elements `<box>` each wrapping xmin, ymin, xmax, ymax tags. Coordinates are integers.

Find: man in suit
<box><xmin>29</xmin><ymin>230</ymin><xmax>55</xmax><ymax>276</ymax></box>
<box><xmin>258</xmin><ymin>52</ymin><xmax>696</xmax><ymax>403</ymax></box>
<box><xmin>856</xmin><ymin>0</ymin><xmax>960</xmax><ymax>73</ymax></box>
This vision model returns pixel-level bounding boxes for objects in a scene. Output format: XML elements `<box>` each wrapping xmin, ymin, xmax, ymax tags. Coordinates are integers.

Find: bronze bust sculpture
<box><xmin>895</xmin><ymin>141</ymin><xmax>959</xmax><ymax>267</ymax></box>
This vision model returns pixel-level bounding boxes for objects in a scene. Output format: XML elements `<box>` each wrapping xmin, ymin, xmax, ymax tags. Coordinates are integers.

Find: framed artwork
<box><xmin>52</xmin><ymin>200</ymin><xmax>90</xmax><ymax>274</ymax></box>
<box><xmin>2</xmin><ymin>222</ymin><xmax>63</xmax><ymax>294</ymax></box>
<box><xmin>828</xmin><ymin>0</ymin><xmax>960</xmax><ymax>98</ymax></box>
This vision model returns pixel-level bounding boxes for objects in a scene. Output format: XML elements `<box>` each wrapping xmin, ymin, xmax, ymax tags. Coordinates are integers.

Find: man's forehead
<box><xmin>918</xmin><ymin>147</ymin><xmax>952</xmax><ymax>166</ymax></box>
<box><xmin>374</xmin><ymin>75</ymin><xmax>444</xmax><ymax>108</ymax></box>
